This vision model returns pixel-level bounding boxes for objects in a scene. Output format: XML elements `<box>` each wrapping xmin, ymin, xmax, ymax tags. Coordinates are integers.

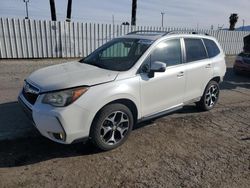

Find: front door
<box><xmin>139</xmin><ymin>39</ymin><xmax>186</xmax><ymax>117</ymax></box>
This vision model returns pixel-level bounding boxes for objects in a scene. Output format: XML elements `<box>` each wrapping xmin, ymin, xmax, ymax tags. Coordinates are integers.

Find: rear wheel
<box><xmin>196</xmin><ymin>81</ymin><xmax>220</xmax><ymax>111</ymax></box>
<box><xmin>90</xmin><ymin>103</ymin><xmax>134</xmax><ymax>151</ymax></box>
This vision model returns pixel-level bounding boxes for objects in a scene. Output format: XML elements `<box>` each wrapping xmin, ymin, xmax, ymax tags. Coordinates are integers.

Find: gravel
<box><xmin>0</xmin><ymin>56</ymin><xmax>249</xmax><ymax>188</ymax></box>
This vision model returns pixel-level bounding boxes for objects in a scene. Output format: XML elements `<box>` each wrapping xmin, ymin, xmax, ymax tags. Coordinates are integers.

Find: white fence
<box><xmin>0</xmin><ymin>17</ymin><xmax>250</xmax><ymax>59</ymax></box>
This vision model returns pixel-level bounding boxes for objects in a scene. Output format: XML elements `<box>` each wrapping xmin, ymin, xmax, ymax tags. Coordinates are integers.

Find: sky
<box><xmin>0</xmin><ymin>0</ymin><xmax>249</xmax><ymax>29</ymax></box>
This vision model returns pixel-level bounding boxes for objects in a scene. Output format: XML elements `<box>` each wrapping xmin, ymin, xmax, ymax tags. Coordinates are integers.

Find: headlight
<box><xmin>42</xmin><ymin>87</ymin><xmax>88</xmax><ymax>107</ymax></box>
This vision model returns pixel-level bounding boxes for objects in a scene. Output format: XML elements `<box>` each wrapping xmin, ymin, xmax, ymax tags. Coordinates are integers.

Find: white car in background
<box><xmin>19</xmin><ymin>31</ymin><xmax>226</xmax><ymax>150</ymax></box>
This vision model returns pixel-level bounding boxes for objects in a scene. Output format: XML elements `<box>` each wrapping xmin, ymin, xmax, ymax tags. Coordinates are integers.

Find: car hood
<box><xmin>27</xmin><ymin>61</ymin><xmax>119</xmax><ymax>92</ymax></box>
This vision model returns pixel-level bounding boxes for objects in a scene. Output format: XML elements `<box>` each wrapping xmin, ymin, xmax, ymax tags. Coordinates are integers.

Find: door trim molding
<box><xmin>138</xmin><ymin>104</ymin><xmax>183</xmax><ymax>123</ymax></box>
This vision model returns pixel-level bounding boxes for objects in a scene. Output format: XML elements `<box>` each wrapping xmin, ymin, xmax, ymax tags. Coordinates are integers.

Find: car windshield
<box><xmin>80</xmin><ymin>38</ymin><xmax>153</xmax><ymax>71</ymax></box>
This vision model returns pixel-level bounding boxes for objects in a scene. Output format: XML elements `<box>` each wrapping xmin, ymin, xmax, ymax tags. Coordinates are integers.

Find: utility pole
<box><xmin>161</xmin><ymin>12</ymin><xmax>165</xmax><ymax>27</ymax></box>
<box><xmin>49</xmin><ymin>0</ymin><xmax>57</xmax><ymax>21</ymax></box>
<box><xmin>242</xmin><ymin>19</ymin><xmax>245</xmax><ymax>31</ymax></box>
<box><xmin>112</xmin><ymin>15</ymin><xmax>115</xmax><ymax>25</ymax></box>
<box><xmin>66</xmin><ymin>0</ymin><xmax>72</xmax><ymax>22</ymax></box>
<box><xmin>217</xmin><ymin>24</ymin><xmax>224</xmax><ymax>30</ymax></box>
<box><xmin>131</xmin><ymin>0</ymin><xmax>137</xmax><ymax>26</ymax></box>
<box><xmin>23</xmin><ymin>0</ymin><xmax>29</xmax><ymax>19</ymax></box>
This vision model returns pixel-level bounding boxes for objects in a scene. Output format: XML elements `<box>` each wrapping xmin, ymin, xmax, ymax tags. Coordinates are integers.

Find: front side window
<box><xmin>203</xmin><ymin>39</ymin><xmax>220</xmax><ymax>58</ymax></box>
<box><xmin>184</xmin><ymin>38</ymin><xmax>208</xmax><ymax>62</ymax></box>
<box><xmin>148</xmin><ymin>39</ymin><xmax>182</xmax><ymax>67</ymax></box>
<box><xmin>80</xmin><ymin>38</ymin><xmax>153</xmax><ymax>71</ymax></box>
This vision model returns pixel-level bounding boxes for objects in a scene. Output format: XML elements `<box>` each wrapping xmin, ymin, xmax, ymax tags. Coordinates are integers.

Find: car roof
<box><xmin>119</xmin><ymin>30</ymin><xmax>216</xmax><ymax>41</ymax></box>
<box><xmin>119</xmin><ymin>33</ymin><xmax>163</xmax><ymax>40</ymax></box>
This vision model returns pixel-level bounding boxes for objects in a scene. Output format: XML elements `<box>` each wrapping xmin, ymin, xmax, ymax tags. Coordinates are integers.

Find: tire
<box><xmin>90</xmin><ymin>103</ymin><xmax>134</xmax><ymax>151</ymax></box>
<box><xmin>196</xmin><ymin>81</ymin><xmax>220</xmax><ymax>111</ymax></box>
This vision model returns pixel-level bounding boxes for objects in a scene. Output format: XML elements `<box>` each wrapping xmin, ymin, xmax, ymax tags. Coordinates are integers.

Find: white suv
<box><xmin>19</xmin><ymin>31</ymin><xmax>226</xmax><ymax>150</ymax></box>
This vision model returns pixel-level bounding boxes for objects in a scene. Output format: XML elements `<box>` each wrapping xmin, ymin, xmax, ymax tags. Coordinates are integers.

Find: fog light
<box><xmin>51</xmin><ymin>132</ymin><xmax>66</xmax><ymax>141</ymax></box>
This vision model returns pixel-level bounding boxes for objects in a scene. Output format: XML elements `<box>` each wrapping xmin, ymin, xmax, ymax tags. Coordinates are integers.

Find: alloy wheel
<box><xmin>205</xmin><ymin>84</ymin><xmax>219</xmax><ymax>108</ymax></box>
<box><xmin>100</xmin><ymin>111</ymin><xmax>130</xmax><ymax>145</ymax></box>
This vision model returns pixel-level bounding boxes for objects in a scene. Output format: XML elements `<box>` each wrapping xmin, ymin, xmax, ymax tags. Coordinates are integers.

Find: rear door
<box><xmin>183</xmin><ymin>38</ymin><xmax>213</xmax><ymax>102</ymax></box>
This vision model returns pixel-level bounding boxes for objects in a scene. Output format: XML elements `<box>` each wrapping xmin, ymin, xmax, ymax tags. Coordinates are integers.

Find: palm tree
<box><xmin>229</xmin><ymin>13</ymin><xmax>238</xmax><ymax>30</ymax></box>
<box><xmin>131</xmin><ymin>0</ymin><xmax>137</xmax><ymax>25</ymax></box>
<box><xmin>49</xmin><ymin>0</ymin><xmax>57</xmax><ymax>21</ymax></box>
<box><xmin>66</xmin><ymin>0</ymin><xmax>72</xmax><ymax>22</ymax></box>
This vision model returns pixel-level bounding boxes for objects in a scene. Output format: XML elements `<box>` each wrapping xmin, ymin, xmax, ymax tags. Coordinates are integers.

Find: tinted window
<box><xmin>203</xmin><ymin>39</ymin><xmax>220</xmax><ymax>58</ymax></box>
<box><xmin>184</xmin><ymin>38</ymin><xmax>207</xmax><ymax>62</ymax></box>
<box><xmin>149</xmin><ymin>39</ymin><xmax>182</xmax><ymax>66</ymax></box>
<box><xmin>101</xmin><ymin>41</ymin><xmax>130</xmax><ymax>58</ymax></box>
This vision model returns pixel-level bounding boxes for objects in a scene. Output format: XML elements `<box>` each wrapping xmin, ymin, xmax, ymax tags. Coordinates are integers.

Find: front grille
<box><xmin>22</xmin><ymin>82</ymin><xmax>40</xmax><ymax>105</ymax></box>
<box><xmin>22</xmin><ymin>89</ymin><xmax>38</xmax><ymax>105</ymax></box>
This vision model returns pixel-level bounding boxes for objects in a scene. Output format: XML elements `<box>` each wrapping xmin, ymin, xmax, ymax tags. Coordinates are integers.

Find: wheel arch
<box><xmin>108</xmin><ymin>99</ymin><xmax>138</xmax><ymax>123</ymax></box>
<box><xmin>89</xmin><ymin>98</ymin><xmax>139</xmax><ymax>136</ymax></box>
<box><xmin>210</xmin><ymin>76</ymin><xmax>221</xmax><ymax>83</ymax></box>
<box><xmin>201</xmin><ymin>76</ymin><xmax>221</xmax><ymax>97</ymax></box>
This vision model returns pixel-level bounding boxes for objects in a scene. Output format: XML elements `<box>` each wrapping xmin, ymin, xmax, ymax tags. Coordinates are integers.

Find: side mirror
<box><xmin>151</xmin><ymin>61</ymin><xmax>166</xmax><ymax>73</ymax></box>
<box><xmin>141</xmin><ymin>61</ymin><xmax>166</xmax><ymax>78</ymax></box>
<box><xmin>147</xmin><ymin>61</ymin><xmax>166</xmax><ymax>78</ymax></box>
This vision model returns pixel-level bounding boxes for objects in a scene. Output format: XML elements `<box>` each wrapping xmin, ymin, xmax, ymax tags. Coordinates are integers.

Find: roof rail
<box><xmin>127</xmin><ymin>30</ymin><xmax>210</xmax><ymax>36</ymax></box>
<box><xmin>127</xmin><ymin>30</ymin><xmax>168</xmax><ymax>36</ymax></box>
<box><xmin>167</xmin><ymin>30</ymin><xmax>210</xmax><ymax>36</ymax></box>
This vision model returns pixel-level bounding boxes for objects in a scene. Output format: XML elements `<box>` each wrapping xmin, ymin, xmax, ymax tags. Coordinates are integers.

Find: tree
<box><xmin>49</xmin><ymin>0</ymin><xmax>57</xmax><ymax>21</ymax></box>
<box><xmin>122</xmin><ymin>22</ymin><xmax>130</xmax><ymax>26</ymax></box>
<box><xmin>131</xmin><ymin>0</ymin><xmax>137</xmax><ymax>26</ymax></box>
<box><xmin>229</xmin><ymin>13</ymin><xmax>238</xmax><ymax>31</ymax></box>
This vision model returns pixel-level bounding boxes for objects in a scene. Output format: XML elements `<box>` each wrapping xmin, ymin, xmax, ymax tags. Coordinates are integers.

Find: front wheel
<box><xmin>90</xmin><ymin>103</ymin><xmax>134</xmax><ymax>151</ymax></box>
<box><xmin>196</xmin><ymin>81</ymin><xmax>220</xmax><ymax>111</ymax></box>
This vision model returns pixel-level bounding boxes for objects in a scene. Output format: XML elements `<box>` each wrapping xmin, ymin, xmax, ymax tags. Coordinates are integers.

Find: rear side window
<box><xmin>203</xmin><ymin>39</ymin><xmax>220</xmax><ymax>58</ymax></box>
<box><xmin>184</xmin><ymin>38</ymin><xmax>207</xmax><ymax>62</ymax></box>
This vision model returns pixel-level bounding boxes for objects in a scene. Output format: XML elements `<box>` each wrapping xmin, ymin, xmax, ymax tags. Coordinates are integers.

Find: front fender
<box><xmin>74</xmin><ymin>76</ymin><xmax>141</xmax><ymax>134</ymax></box>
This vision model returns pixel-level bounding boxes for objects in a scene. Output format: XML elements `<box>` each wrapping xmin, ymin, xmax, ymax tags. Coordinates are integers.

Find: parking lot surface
<box><xmin>0</xmin><ymin>57</ymin><xmax>249</xmax><ymax>187</ymax></box>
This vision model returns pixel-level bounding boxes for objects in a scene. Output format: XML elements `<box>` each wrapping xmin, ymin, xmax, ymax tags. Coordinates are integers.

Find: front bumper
<box><xmin>18</xmin><ymin>96</ymin><xmax>34</xmax><ymax>123</ymax></box>
<box><xmin>18</xmin><ymin>93</ymin><xmax>92</xmax><ymax>144</ymax></box>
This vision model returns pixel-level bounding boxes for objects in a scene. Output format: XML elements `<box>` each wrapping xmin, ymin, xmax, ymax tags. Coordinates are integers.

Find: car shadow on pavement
<box><xmin>0</xmin><ymin>136</ymin><xmax>101</xmax><ymax>168</ymax></box>
<box><xmin>221</xmin><ymin>67</ymin><xmax>250</xmax><ymax>90</ymax></box>
<box><xmin>0</xmin><ymin>102</ymin><xmax>101</xmax><ymax>168</ymax></box>
<box><xmin>0</xmin><ymin>101</ymin><xmax>200</xmax><ymax>168</ymax></box>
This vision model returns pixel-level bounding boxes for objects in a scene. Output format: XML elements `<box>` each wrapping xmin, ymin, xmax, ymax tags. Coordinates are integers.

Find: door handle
<box><xmin>205</xmin><ymin>64</ymin><xmax>212</xmax><ymax>68</ymax></box>
<box><xmin>177</xmin><ymin>71</ymin><xmax>184</xmax><ymax>77</ymax></box>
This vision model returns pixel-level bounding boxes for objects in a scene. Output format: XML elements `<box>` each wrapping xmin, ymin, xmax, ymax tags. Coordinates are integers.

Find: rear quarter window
<box><xmin>184</xmin><ymin>38</ymin><xmax>208</xmax><ymax>62</ymax></box>
<box><xmin>203</xmin><ymin>39</ymin><xmax>220</xmax><ymax>58</ymax></box>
